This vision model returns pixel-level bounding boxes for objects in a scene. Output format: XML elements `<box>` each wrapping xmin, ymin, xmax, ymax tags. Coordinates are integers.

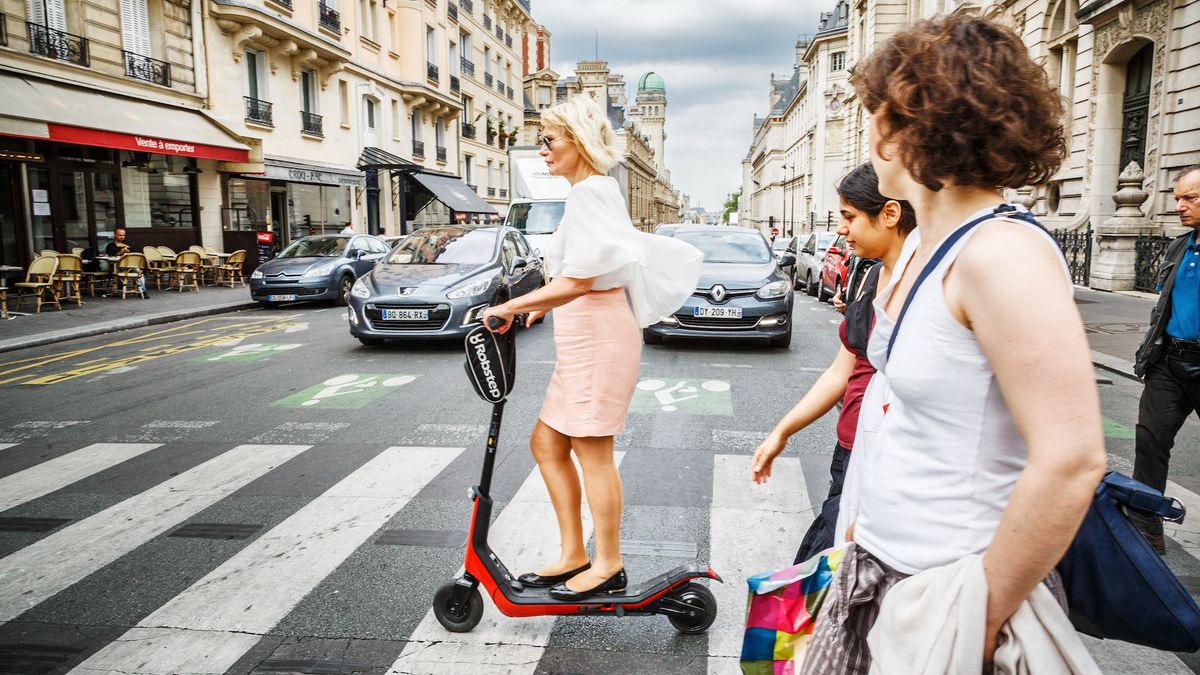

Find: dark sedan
<box><xmin>643</xmin><ymin>225</ymin><xmax>795</xmax><ymax>348</ymax></box>
<box><xmin>347</xmin><ymin>225</ymin><xmax>543</xmax><ymax>344</ymax></box>
<box><xmin>250</xmin><ymin>234</ymin><xmax>389</xmax><ymax>307</ymax></box>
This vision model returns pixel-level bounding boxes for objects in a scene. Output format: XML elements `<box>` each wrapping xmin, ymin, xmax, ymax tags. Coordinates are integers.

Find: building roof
<box><xmin>639</xmin><ymin>72</ymin><xmax>666</xmax><ymax>92</ymax></box>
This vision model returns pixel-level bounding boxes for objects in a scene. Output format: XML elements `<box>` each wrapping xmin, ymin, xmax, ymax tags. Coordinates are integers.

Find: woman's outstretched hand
<box><xmin>525</xmin><ymin>310</ymin><xmax>547</xmax><ymax>327</ymax></box>
<box><xmin>482</xmin><ymin>305</ymin><xmax>516</xmax><ymax>333</ymax></box>
<box><xmin>750</xmin><ymin>432</ymin><xmax>787</xmax><ymax>484</ymax></box>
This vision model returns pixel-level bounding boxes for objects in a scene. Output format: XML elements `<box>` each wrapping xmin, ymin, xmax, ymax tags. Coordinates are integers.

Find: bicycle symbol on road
<box><xmin>272</xmin><ymin>374</ymin><xmax>419</xmax><ymax>409</ymax></box>
<box><xmin>632</xmin><ymin>378</ymin><xmax>732</xmax><ymax>415</ymax></box>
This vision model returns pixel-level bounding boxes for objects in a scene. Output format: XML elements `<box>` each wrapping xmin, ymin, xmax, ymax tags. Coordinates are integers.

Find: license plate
<box><xmin>267</xmin><ymin>294</ymin><xmax>297</xmax><ymax>302</ymax></box>
<box><xmin>694</xmin><ymin>306</ymin><xmax>742</xmax><ymax>319</ymax></box>
<box><xmin>382</xmin><ymin>308</ymin><xmax>429</xmax><ymax>321</ymax></box>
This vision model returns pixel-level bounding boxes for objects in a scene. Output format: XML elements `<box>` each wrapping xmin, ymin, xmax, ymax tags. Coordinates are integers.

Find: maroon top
<box><xmin>836</xmin><ymin>319</ymin><xmax>877</xmax><ymax>449</ymax></box>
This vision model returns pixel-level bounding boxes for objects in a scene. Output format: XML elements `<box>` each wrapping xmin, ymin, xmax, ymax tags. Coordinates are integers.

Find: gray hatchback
<box><xmin>250</xmin><ymin>234</ymin><xmax>390</xmax><ymax>307</ymax></box>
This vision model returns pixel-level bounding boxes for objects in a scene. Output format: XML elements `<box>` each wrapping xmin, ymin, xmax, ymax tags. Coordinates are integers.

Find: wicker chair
<box><xmin>14</xmin><ymin>256</ymin><xmax>62</xmax><ymax>312</ymax></box>
<box><xmin>216</xmin><ymin>250</ymin><xmax>247</xmax><ymax>288</ymax></box>
<box><xmin>54</xmin><ymin>254</ymin><xmax>85</xmax><ymax>306</ymax></box>
<box><xmin>157</xmin><ymin>245</ymin><xmax>177</xmax><ymax>258</ymax></box>
<box><xmin>113</xmin><ymin>253</ymin><xmax>148</xmax><ymax>299</ymax></box>
<box><xmin>143</xmin><ymin>247</ymin><xmax>176</xmax><ymax>290</ymax></box>
<box><xmin>174</xmin><ymin>250</ymin><xmax>202</xmax><ymax>292</ymax></box>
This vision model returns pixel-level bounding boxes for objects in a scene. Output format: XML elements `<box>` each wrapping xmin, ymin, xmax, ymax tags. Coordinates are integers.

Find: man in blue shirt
<box><xmin>1132</xmin><ymin>165</ymin><xmax>1200</xmax><ymax>553</ymax></box>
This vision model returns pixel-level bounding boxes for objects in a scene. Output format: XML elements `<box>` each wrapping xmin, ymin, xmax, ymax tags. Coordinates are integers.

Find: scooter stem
<box><xmin>477</xmin><ymin>400</ymin><xmax>505</xmax><ymax>498</ymax></box>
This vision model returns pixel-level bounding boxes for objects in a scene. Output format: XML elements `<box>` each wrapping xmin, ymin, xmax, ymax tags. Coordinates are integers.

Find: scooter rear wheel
<box><xmin>433</xmin><ymin>582</ymin><xmax>484</xmax><ymax>632</ymax></box>
<box><xmin>666</xmin><ymin>582</ymin><xmax>717</xmax><ymax>634</ymax></box>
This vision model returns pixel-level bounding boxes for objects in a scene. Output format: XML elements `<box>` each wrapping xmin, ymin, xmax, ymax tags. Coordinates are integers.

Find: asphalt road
<box><xmin>0</xmin><ymin>292</ymin><xmax>1196</xmax><ymax>674</ymax></box>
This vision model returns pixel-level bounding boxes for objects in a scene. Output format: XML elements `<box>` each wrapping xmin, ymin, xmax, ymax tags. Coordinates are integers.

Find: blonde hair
<box><xmin>540</xmin><ymin>95</ymin><xmax>621</xmax><ymax>173</ymax></box>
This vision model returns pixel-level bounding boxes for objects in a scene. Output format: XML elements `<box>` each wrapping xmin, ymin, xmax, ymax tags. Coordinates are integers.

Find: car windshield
<box><xmin>277</xmin><ymin>237</ymin><xmax>347</xmax><ymax>258</ymax></box>
<box><xmin>387</xmin><ymin>229</ymin><xmax>497</xmax><ymax>265</ymax></box>
<box><xmin>505</xmin><ymin>201</ymin><xmax>565</xmax><ymax>235</ymax></box>
<box><xmin>816</xmin><ymin>233</ymin><xmax>837</xmax><ymax>251</ymax></box>
<box><xmin>675</xmin><ymin>231</ymin><xmax>772</xmax><ymax>264</ymax></box>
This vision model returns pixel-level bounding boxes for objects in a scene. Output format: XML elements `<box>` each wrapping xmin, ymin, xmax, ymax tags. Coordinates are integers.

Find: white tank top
<box><xmin>853</xmin><ymin>205</ymin><xmax>1073</xmax><ymax>575</ymax></box>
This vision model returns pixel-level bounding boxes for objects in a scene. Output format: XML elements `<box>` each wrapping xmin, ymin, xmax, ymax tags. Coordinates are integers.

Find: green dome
<box><xmin>639</xmin><ymin>72</ymin><xmax>665</xmax><ymax>92</ymax></box>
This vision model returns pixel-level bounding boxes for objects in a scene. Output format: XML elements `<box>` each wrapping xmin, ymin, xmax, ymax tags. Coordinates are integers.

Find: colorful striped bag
<box><xmin>739</xmin><ymin>546</ymin><xmax>846</xmax><ymax>674</ymax></box>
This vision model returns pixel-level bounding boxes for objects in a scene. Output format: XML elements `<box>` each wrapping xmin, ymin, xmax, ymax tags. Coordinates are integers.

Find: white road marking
<box><xmin>0</xmin><ymin>420</ymin><xmax>90</xmax><ymax>442</ymax></box>
<box><xmin>250</xmin><ymin>421</ymin><xmax>350</xmax><ymax>444</ymax></box>
<box><xmin>285</xmin><ymin>322</ymin><xmax>311</xmax><ymax>332</ymax></box>
<box><xmin>389</xmin><ymin>453</ymin><xmax>626</xmax><ymax>675</ymax></box>
<box><xmin>0</xmin><ymin>443</ymin><xmax>17</xmax><ymax>453</ymax></box>
<box><xmin>72</xmin><ymin>446</ymin><xmax>462</xmax><ymax>675</ymax></box>
<box><xmin>708</xmin><ymin>454</ymin><xmax>813</xmax><ymax>673</ymax></box>
<box><xmin>0</xmin><ymin>444</ymin><xmax>310</xmax><ymax>622</ymax></box>
<box><xmin>1165</xmin><ymin>479</ymin><xmax>1200</xmax><ymax>558</ymax></box>
<box><xmin>0</xmin><ymin>443</ymin><xmax>160</xmax><ymax>512</ymax></box>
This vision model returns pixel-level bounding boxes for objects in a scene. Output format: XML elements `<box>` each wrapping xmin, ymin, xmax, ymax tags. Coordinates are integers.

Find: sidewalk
<box><xmin>1076</xmin><ymin>286</ymin><xmax>1157</xmax><ymax>381</ymax></box>
<box><xmin>0</xmin><ymin>285</ymin><xmax>258</xmax><ymax>355</ymax></box>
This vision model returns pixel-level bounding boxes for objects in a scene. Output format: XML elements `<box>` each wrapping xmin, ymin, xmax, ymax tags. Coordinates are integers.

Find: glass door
<box><xmin>59</xmin><ymin>169</ymin><xmax>90</xmax><ymax>253</ymax></box>
<box><xmin>28</xmin><ymin>167</ymin><xmax>55</xmax><ymax>253</ymax></box>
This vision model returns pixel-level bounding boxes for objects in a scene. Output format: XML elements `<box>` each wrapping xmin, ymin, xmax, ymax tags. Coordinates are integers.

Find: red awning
<box><xmin>47</xmin><ymin>124</ymin><xmax>249</xmax><ymax>163</ymax></box>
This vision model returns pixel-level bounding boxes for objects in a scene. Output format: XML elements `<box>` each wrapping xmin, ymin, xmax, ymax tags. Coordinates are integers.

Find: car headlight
<box><xmin>447</xmin><ymin>276</ymin><xmax>494</xmax><ymax>299</ymax></box>
<box><xmin>756</xmin><ymin>280</ymin><xmax>791</xmax><ymax>300</ymax></box>
<box><xmin>302</xmin><ymin>262</ymin><xmax>337</xmax><ymax>278</ymax></box>
<box><xmin>350</xmin><ymin>277</ymin><xmax>370</xmax><ymax>299</ymax></box>
<box><xmin>250</xmin><ymin>269</ymin><xmax>264</xmax><ymax>280</ymax></box>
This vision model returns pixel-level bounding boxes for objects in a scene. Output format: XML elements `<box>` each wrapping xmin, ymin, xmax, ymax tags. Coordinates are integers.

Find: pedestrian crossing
<box><xmin>0</xmin><ymin>439</ymin><xmax>1195</xmax><ymax>674</ymax></box>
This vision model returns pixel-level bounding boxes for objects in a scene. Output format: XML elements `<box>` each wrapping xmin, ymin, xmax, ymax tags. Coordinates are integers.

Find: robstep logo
<box><xmin>469</xmin><ymin>332</ymin><xmax>502</xmax><ymax>400</ymax></box>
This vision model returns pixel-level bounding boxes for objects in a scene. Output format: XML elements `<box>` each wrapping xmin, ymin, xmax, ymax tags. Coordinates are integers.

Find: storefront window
<box><xmin>287</xmin><ymin>183</ymin><xmax>352</xmax><ymax>239</ymax></box>
<box><xmin>225</xmin><ymin>177</ymin><xmax>270</xmax><ymax>231</ymax></box>
<box><xmin>121</xmin><ymin>152</ymin><xmax>195</xmax><ymax>228</ymax></box>
<box><xmin>28</xmin><ymin>167</ymin><xmax>54</xmax><ymax>252</ymax></box>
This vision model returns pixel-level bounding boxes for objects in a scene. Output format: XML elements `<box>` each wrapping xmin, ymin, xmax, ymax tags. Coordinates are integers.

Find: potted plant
<box><xmin>486</xmin><ymin>117</ymin><xmax>497</xmax><ymax>144</ymax></box>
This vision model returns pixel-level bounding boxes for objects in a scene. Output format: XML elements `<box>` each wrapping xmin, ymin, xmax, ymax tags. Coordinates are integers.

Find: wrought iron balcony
<box><xmin>412</xmin><ymin>140</ymin><xmax>425</xmax><ymax>157</ymax></box>
<box><xmin>244</xmin><ymin>96</ymin><xmax>273</xmax><ymax>125</ymax></box>
<box><xmin>460</xmin><ymin>58</ymin><xmax>474</xmax><ymax>76</ymax></box>
<box><xmin>123</xmin><ymin>51</ymin><xmax>171</xmax><ymax>87</ymax></box>
<box><xmin>27</xmin><ymin>22</ymin><xmax>89</xmax><ymax>67</ymax></box>
<box><xmin>447</xmin><ymin>2</ymin><xmax>457</xmax><ymax>20</ymax></box>
<box><xmin>427</xmin><ymin>62</ymin><xmax>439</xmax><ymax>82</ymax></box>
<box><xmin>301</xmin><ymin>111</ymin><xmax>323</xmax><ymax>136</ymax></box>
<box><xmin>268</xmin><ymin>0</ymin><xmax>292</xmax><ymax>8</ymax></box>
<box><xmin>459</xmin><ymin>0</ymin><xmax>472</xmax><ymax>13</ymax></box>
<box><xmin>318</xmin><ymin>3</ymin><xmax>340</xmax><ymax>33</ymax></box>
<box><xmin>495</xmin><ymin>79</ymin><xmax>505</xmax><ymax>94</ymax></box>
<box><xmin>450</xmin><ymin>75</ymin><xmax>460</xmax><ymax>93</ymax></box>
<box><xmin>499</xmin><ymin>188</ymin><xmax>507</xmax><ymax>198</ymax></box>
<box><xmin>505</xmin><ymin>34</ymin><xmax>512</xmax><ymax>49</ymax></box>
<box><xmin>467</xmin><ymin>183</ymin><xmax>478</xmax><ymax>192</ymax></box>
<box><xmin>482</xmin><ymin>14</ymin><xmax>491</xmax><ymax>29</ymax></box>
<box><xmin>461</xmin><ymin>123</ymin><xmax>476</xmax><ymax>139</ymax></box>
<box><xmin>484</xmin><ymin>72</ymin><xmax>493</xmax><ymax>87</ymax></box>
<box><xmin>506</xmin><ymin>85</ymin><xmax>513</xmax><ymax>99</ymax></box>
<box><xmin>436</xmin><ymin>146</ymin><xmax>447</xmax><ymax>162</ymax></box>
<box><xmin>487</xmin><ymin>187</ymin><xmax>495</xmax><ymax>197</ymax></box>
<box><xmin>494</xmin><ymin>25</ymin><xmax>502</xmax><ymax>39</ymax></box>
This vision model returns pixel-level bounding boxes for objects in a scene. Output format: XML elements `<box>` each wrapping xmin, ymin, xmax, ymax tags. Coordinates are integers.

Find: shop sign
<box><xmin>46</xmin><ymin>124</ymin><xmax>249</xmax><ymax>163</ymax></box>
<box><xmin>262</xmin><ymin>164</ymin><xmax>365</xmax><ymax>187</ymax></box>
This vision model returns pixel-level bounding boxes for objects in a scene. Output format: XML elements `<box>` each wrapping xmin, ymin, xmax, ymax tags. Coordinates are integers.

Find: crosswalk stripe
<box><xmin>708</xmin><ymin>454</ymin><xmax>813</xmax><ymax>674</ymax></box>
<box><xmin>0</xmin><ymin>444</ymin><xmax>310</xmax><ymax>622</ymax></box>
<box><xmin>389</xmin><ymin>452</ymin><xmax>627</xmax><ymax>675</ymax></box>
<box><xmin>71</xmin><ymin>445</ymin><xmax>463</xmax><ymax>675</ymax></box>
<box><xmin>1164</xmin><ymin>479</ymin><xmax>1200</xmax><ymax>558</ymax></box>
<box><xmin>0</xmin><ymin>442</ymin><xmax>16</xmax><ymax>453</ymax></box>
<box><xmin>0</xmin><ymin>442</ymin><xmax>160</xmax><ymax>512</ymax></box>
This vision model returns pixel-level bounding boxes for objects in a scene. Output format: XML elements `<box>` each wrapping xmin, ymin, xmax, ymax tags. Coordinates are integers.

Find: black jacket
<box><xmin>1134</xmin><ymin>232</ymin><xmax>1195</xmax><ymax>377</ymax></box>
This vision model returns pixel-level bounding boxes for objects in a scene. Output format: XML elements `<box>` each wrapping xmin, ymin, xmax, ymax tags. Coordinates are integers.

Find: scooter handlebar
<box><xmin>486</xmin><ymin>316</ymin><xmax>506</xmax><ymax>330</ymax></box>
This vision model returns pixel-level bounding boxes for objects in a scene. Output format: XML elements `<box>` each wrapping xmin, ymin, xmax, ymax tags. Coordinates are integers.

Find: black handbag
<box><xmin>1057</xmin><ymin>472</ymin><xmax>1200</xmax><ymax>652</ymax></box>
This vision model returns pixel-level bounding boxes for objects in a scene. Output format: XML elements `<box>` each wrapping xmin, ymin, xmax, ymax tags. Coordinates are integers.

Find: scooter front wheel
<box><xmin>433</xmin><ymin>582</ymin><xmax>484</xmax><ymax>632</ymax></box>
<box><xmin>666</xmin><ymin>581</ymin><xmax>717</xmax><ymax>635</ymax></box>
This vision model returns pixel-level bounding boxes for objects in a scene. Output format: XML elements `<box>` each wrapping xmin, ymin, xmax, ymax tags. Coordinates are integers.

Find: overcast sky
<box><xmin>535</xmin><ymin>0</ymin><xmax>827</xmax><ymax>212</ymax></box>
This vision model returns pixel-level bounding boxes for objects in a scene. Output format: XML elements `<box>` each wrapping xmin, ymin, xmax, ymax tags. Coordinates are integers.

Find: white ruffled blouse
<box><xmin>542</xmin><ymin>175</ymin><xmax>703</xmax><ymax>328</ymax></box>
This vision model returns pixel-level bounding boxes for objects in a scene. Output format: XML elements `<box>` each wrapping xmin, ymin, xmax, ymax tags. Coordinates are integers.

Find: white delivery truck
<box><xmin>505</xmin><ymin>147</ymin><xmax>570</xmax><ymax>258</ymax></box>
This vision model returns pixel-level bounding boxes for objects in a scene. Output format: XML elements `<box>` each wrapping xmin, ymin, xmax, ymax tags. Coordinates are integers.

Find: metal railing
<box><xmin>27</xmin><ymin>22</ymin><xmax>89</xmax><ymax>66</ymax></box>
<box><xmin>484</xmin><ymin>72</ymin><xmax>493</xmax><ymax>86</ymax></box>
<box><xmin>318</xmin><ymin>3</ymin><xmax>340</xmax><ymax>33</ymax></box>
<box><xmin>461</xmin><ymin>123</ymin><xmax>476</xmax><ymax>139</ymax></box>
<box><xmin>460</xmin><ymin>57</ymin><xmax>474</xmax><ymax>76</ymax></box>
<box><xmin>1135</xmin><ymin>231</ymin><xmax>1173</xmax><ymax>293</ymax></box>
<box><xmin>301</xmin><ymin>111</ymin><xmax>323</xmax><ymax>136</ymax></box>
<box><xmin>450</xmin><ymin>75</ymin><xmax>460</xmax><ymax>93</ymax></box>
<box><xmin>1049</xmin><ymin>226</ymin><xmax>1093</xmax><ymax>286</ymax></box>
<box><xmin>244</xmin><ymin>96</ymin><xmax>273</xmax><ymax>125</ymax></box>
<box><xmin>467</xmin><ymin>183</ymin><xmax>478</xmax><ymax>192</ymax></box>
<box><xmin>459</xmin><ymin>0</ymin><xmax>472</xmax><ymax>13</ymax></box>
<box><xmin>499</xmin><ymin>188</ymin><xmax>507</xmax><ymax>198</ymax></box>
<box><xmin>505</xmin><ymin>34</ymin><xmax>512</xmax><ymax>49</ymax></box>
<box><xmin>482</xmin><ymin>14</ymin><xmax>491</xmax><ymax>29</ymax></box>
<box><xmin>426</xmin><ymin>62</ymin><xmax>439</xmax><ymax>82</ymax></box>
<box><xmin>436</xmin><ymin>146</ymin><xmax>447</xmax><ymax>162</ymax></box>
<box><xmin>268</xmin><ymin>0</ymin><xmax>292</xmax><ymax>8</ymax></box>
<box><xmin>412</xmin><ymin>140</ymin><xmax>425</xmax><ymax>157</ymax></box>
<box><xmin>487</xmin><ymin>187</ymin><xmax>496</xmax><ymax>196</ymax></box>
<box><xmin>447</xmin><ymin>2</ymin><xmax>457</xmax><ymax>20</ymax></box>
<box><xmin>506</xmin><ymin>85</ymin><xmax>513</xmax><ymax>99</ymax></box>
<box><xmin>123</xmin><ymin>51</ymin><xmax>171</xmax><ymax>86</ymax></box>
<box><xmin>494</xmin><ymin>25</ymin><xmax>503</xmax><ymax>39</ymax></box>
<box><xmin>495</xmin><ymin>78</ymin><xmax>505</xmax><ymax>94</ymax></box>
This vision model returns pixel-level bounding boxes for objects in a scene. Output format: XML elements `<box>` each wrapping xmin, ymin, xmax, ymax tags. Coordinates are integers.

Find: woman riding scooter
<box><xmin>482</xmin><ymin>95</ymin><xmax>702</xmax><ymax>600</ymax></box>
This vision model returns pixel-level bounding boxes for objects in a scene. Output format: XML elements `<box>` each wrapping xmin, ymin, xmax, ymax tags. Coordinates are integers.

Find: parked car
<box><xmin>643</xmin><ymin>225</ymin><xmax>794</xmax><ymax>348</ymax></box>
<box><xmin>347</xmin><ymin>225</ymin><xmax>543</xmax><ymax>344</ymax></box>
<box><xmin>771</xmin><ymin>235</ymin><xmax>800</xmax><ymax>289</ymax></box>
<box><xmin>818</xmin><ymin>234</ymin><xmax>852</xmax><ymax>303</ymax></box>
<box><xmin>654</xmin><ymin>223</ymin><xmax>684</xmax><ymax>237</ymax></box>
<box><xmin>797</xmin><ymin>231</ymin><xmax>839</xmax><ymax>297</ymax></box>
<box><xmin>250</xmin><ymin>234</ymin><xmax>389</xmax><ymax>307</ymax></box>
<box><xmin>504</xmin><ymin>199</ymin><xmax>566</xmax><ymax>260</ymax></box>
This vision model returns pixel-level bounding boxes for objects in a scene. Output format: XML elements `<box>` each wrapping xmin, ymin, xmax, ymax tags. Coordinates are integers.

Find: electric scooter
<box><xmin>431</xmin><ymin>318</ymin><xmax>721</xmax><ymax>634</ymax></box>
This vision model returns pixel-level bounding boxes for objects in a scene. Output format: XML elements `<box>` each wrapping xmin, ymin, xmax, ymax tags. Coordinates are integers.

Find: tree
<box><xmin>722</xmin><ymin>189</ymin><xmax>741</xmax><ymax>224</ymax></box>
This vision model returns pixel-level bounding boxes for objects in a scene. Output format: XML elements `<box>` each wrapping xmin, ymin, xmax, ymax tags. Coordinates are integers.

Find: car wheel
<box><xmin>818</xmin><ymin>282</ymin><xmax>831</xmax><ymax>302</ymax></box>
<box><xmin>336</xmin><ymin>275</ymin><xmax>354</xmax><ymax>306</ymax></box>
<box><xmin>770</xmin><ymin>330</ymin><xmax>792</xmax><ymax>348</ymax></box>
<box><xmin>792</xmin><ymin>274</ymin><xmax>802</xmax><ymax>291</ymax></box>
<box><xmin>806</xmin><ymin>273</ymin><xmax>818</xmax><ymax>297</ymax></box>
<box><xmin>358</xmin><ymin>337</ymin><xmax>384</xmax><ymax>347</ymax></box>
<box><xmin>642</xmin><ymin>328</ymin><xmax>663</xmax><ymax>345</ymax></box>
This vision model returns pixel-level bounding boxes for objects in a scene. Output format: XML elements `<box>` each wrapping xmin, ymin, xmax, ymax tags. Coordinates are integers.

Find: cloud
<box><xmin>535</xmin><ymin>0</ymin><xmax>829</xmax><ymax>210</ymax></box>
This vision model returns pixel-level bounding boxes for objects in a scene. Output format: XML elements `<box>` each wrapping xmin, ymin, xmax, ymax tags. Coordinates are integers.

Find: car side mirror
<box><xmin>779</xmin><ymin>253</ymin><xmax>796</xmax><ymax>267</ymax></box>
<box><xmin>511</xmin><ymin>256</ymin><xmax>529</xmax><ymax>270</ymax></box>
<box><xmin>802</xmin><ymin>248</ymin><xmax>814</xmax><ymax>255</ymax></box>
<box><xmin>827</xmin><ymin>246</ymin><xmax>840</xmax><ymax>256</ymax></box>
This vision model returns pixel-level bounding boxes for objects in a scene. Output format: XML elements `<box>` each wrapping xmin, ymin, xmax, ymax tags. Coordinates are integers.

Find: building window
<box><xmin>120</xmin><ymin>0</ymin><xmax>151</xmax><ymax>56</ymax></box>
<box><xmin>391</xmin><ymin>99</ymin><xmax>400</xmax><ymax>139</ymax></box>
<box><xmin>301</xmin><ymin>70</ymin><xmax>318</xmax><ymax>113</ymax></box>
<box><xmin>245</xmin><ymin>49</ymin><xmax>267</xmax><ymax>100</ymax></box>
<box><xmin>464</xmin><ymin>154</ymin><xmax>474</xmax><ymax>184</ymax></box>
<box><xmin>483</xmin><ymin>45</ymin><xmax>491</xmax><ymax>75</ymax></box>
<box><xmin>357</xmin><ymin>0</ymin><xmax>377</xmax><ymax>41</ymax></box>
<box><xmin>411</xmin><ymin>110</ymin><xmax>422</xmax><ymax>142</ymax></box>
<box><xmin>487</xmin><ymin>159</ymin><xmax>494</xmax><ymax>190</ymax></box>
<box><xmin>27</xmin><ymin>0</ymin><xmax>66</xmax><ymax>30</ymax></box>
<box><xmin>364</xmin><ymin>98</ymin><xmax>377</xmax><ymax>130</ymax></box>
<box><xmin>830</xmin><ymin>51</ymin><xmax>845</xmax><ymax>72</ymax></box>
<box><xmin>339</xmin><ymin>79</ymin><xmax>349</xmax><ymax>126</ymax></box>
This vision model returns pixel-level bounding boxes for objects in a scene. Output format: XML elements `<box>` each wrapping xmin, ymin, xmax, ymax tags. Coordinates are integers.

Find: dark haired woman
<box><xmin>799</xmin><ymin>12</ymin><xmax>1105</xmax><ymax>672</ymax></box>
<box><xmin>750</xmin><ymin>163</ymin><xmax>914</xmax><ymax>564</ymax></box>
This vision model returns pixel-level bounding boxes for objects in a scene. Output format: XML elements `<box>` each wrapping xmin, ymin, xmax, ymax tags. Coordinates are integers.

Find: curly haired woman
<box><xmin>799</xmin><ymin>12</ymin><xmax>1106</xmax><ymax>673</ymax></box>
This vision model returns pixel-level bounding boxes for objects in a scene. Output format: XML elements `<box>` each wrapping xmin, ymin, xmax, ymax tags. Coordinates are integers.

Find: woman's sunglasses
<box><xmin>539</xmin><ymin>136</ymin><xmax>557</xmax><ymax>151</ymax></box>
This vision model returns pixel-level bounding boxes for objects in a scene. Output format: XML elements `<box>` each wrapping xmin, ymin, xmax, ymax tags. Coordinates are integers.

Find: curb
<box><xmin>0</xmin><ymin>301</ymin><xmax>261</xmax><ymax>355</ymax></box>
<box><xmin>1091</xmin><ymin>350</ymin><xmax>1140</xmax><ymax>383</ymax></box>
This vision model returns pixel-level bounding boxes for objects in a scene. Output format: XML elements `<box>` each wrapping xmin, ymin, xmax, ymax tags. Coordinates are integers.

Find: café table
<box><xmin>0</xmin><ymin>264</ymin><xmax>30</xmax><ymax>318</ymax></box>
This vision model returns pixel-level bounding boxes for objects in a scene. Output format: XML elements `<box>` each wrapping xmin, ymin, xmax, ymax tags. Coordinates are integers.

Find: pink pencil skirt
<box><xmin>539</xmin><ymin>288</ymin><xmax>642</xmax><ymax>438</ymax></box>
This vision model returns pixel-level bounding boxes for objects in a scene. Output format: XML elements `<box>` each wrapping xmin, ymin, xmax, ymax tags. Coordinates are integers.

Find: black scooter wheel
<box><xmin>667</xmin><ymin>582</ymin><xmax>717</xmax><ymax>635</ymax></box>
<box><xmin>433</xmin><ymin>582</ymin><xmax>484</xmax><ymax>633</ymax></box>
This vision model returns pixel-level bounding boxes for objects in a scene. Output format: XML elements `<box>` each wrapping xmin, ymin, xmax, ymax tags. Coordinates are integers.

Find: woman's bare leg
<box><xmin>530</xmin><ymin>420</ymin><xmax>589</xmax><ymax>575</ymax></box>
<box><xmin>565</xmin><ymin>434</ymin><xmax>624</xmax><ymax>591</ymax></box>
